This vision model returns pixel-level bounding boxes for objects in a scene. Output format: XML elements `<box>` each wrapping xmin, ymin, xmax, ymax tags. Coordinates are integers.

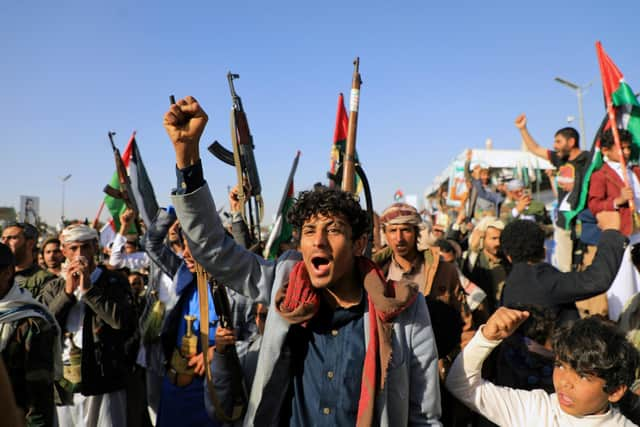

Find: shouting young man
<box><xmin>164</xmin><ymin>96</ymin><xmax>441</xmax><ymax>426</ymax></box>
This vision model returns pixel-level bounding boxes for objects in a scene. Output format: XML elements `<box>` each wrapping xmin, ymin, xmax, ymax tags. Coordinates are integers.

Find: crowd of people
<box><xmin>1</xmin><ymin>96</ymin><xmax>640</xmax><ymax>426</ymax></box>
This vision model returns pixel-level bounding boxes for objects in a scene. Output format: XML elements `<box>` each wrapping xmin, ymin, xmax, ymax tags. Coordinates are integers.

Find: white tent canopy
<box><xmin>424</xmin><ymin>148</ymin><xmax>555</xmax><ymax>198</ymax></box>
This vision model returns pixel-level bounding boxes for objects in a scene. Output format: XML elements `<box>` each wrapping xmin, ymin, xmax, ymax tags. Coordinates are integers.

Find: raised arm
<box><xmin>172</xmin><ymin>183</ymin><xmax>276</xmax><ymax>301</ymax></box>
<box><xmin>143</xmin><ymin>207</ymin><xmax>182</xmax><ymax>277</ymax></box>
<box><xmin>228</xmin><ymin>185</ymin><xmax>254</xmax><ymax>249</ymax></box>
<box><xmin>445</xmin><ymin>308</ymin><xmax>547</xmax><ymax>425</ymax></box>
<box><xmin>464</xmin><ymin>149</ymin><xmax>473</xmax><ymax>182</ymax></box>
<box><xmin>514</xmin><ymin>114</ymin><xmax>549</xmax><ymax>159</ymax></box>
<box><xmin>164</xmin><ymin>96</ymin><xmax>279</xmax><ymax>302</ymax></box>
<box><xmin>109</xmin><ymin>208</ymin><xmax>150</xmax><ymax>270</ymax></box>
<box><xmin>552</xmin><ymin>212</ymin><xmax>626</xmax><ymax>303</ymax></box>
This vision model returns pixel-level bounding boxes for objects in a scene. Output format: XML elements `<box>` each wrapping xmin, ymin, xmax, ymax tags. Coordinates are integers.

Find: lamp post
<box><xmin>60</xmin><ymin>174</ymin><xmax>72</xmax><ymax>220</ymax></box>
<box><xmin>554</xmin><ymin>77</ymin><xmax>592</xmax><ymax>141</ymax></box>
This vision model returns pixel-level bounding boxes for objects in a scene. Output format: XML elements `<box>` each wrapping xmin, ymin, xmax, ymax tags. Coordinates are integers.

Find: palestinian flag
<box><xmin>328</xmin><ymin>93</ymin><xmax>363</xmax><ymax>193</ymax></box>
<box><xmin>103</xmin><ymin>133</ymin><xmax>135</xmax><ymax>233</ymax></box>
<box><xmin>129</xmin><ymin>139</ymin><xmax>159</xmax><ymax>228</ymax></box>
<box><xmin>264</xmin><ymin>151</ymin><xmax>300</xmax><ymax>260</ymax></box>
<box><xmin>596</xmin><ymin>41</ymin><xmax>640</xmax><ymax>159</ymax></box>
<box><xmin>329</xmin><ymin>93</ymin><xmax>349</xmax><ymax>188</ymax></box>
<box><xmin>563</xmin><ymin>42</ymin><xmax>640</xmax><ymax>226</ymax></box>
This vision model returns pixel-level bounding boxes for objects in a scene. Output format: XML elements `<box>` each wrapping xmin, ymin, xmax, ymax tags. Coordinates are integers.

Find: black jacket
<box><xmin>502</xmin><ymin>229</ymin><xmax>626</xmax><ymax>324</ymax></box>
<box><xmin>41</xmin><ymin>267</ymin><xmax>134</xmax><ymax>396</ymax></box>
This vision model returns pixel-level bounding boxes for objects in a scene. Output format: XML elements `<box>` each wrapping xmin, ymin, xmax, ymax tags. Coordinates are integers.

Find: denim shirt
<box><xmin>287</xmin><ymin>294</ymin><xmax>366</xmax><ymax>427</ymax></box>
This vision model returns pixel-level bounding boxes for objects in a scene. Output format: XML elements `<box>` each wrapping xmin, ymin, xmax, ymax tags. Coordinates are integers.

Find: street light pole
<box><xmin>60</xmin><ymin>174</ymin><xmax>72</xmax><ymax>220</ymax></box>
<box><xmin>554</xmin><ymin>77</ymin><xmax>592</xmax><ymax>141</ymax></box>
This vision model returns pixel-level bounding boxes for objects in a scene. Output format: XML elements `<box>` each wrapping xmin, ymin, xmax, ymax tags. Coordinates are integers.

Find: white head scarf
<box><xmin>60</xmin><ymin>224</ymin><xmax>99</xmax><ymax>244</ymax></box>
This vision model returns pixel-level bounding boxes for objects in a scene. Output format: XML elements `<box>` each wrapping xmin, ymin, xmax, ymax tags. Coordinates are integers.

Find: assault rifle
<box><xmin>209</xmin><ymin>279</ymin><xmax>248</xmax><ymax>421</ymax></box>
<box><xmin>103</xmin><ymin>131</ymin><xmax>138</xmax><ymax>215</ymax></box>
<box><xmin>208</xmin><ymin>72</ymin><xmax>264</xmax><ymax>244</ymax></box>
<box><xmin>338</xmin><ymin>58</ymin><xmax>375</xmax><ymax>256</ymax></box>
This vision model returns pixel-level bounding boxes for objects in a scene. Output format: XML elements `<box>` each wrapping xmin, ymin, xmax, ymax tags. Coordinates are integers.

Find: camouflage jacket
<box><xmin>15</xmin><ymin>264</ymin><xmax>57</xmax><ymax>300</ymax></box>
<box><xmin>2</xmin><ymin>313</ymin><xmax>57</xmax><ymax>427</ymax></box>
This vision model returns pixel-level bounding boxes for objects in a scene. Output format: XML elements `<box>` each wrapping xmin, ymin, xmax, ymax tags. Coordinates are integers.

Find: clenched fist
<box><xmin>163</xmin><ymin>96</ymin><xmax>209</xmax><ymax>168</ymax></box>
<box><xmin>482</xmin><ymin>307</ymin><xmax>529</xmax><ymax>341</ymax></box>
<box><xmin>514</xmin><ymin>113</ymin><xmax>527</xmax><ymax>130</ymax></box>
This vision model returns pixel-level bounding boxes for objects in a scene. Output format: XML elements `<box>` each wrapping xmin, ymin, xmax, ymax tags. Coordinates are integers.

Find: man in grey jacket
<box><xmin>164</xmin><ymin>95</ymin><xmax>442</xmax><ymax>426</ymax></box>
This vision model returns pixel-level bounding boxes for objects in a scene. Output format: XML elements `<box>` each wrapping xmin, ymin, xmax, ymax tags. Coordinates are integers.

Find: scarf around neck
<box><xmin>0</xmin><ymin>282</ymin><xmax>62</xmax><ymax>380</ymax></box>
<box><xmin>275</xmin><ymin>256</ymin><xmax>418</xmax><ymax>427</ymax></box>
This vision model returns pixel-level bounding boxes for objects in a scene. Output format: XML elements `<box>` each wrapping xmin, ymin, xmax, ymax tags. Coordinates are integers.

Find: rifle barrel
<box><xmin>342</xmin><ymin>57</ymin><xmax>361</xmax><ymax>194</ymax></box>
<box><xmin>227</xmin><ymin>71</ymin><xmax>242</xmax><ymax>109</ymax></box>
<box><xmin>108</xmin><ymin>131</ymin><xmax>117</xmax><ymax>152</ymax></box>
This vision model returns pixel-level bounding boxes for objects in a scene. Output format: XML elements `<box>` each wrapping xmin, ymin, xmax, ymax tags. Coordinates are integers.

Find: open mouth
<box><xmin>311</xmin><ymin>256</ymin><xmax>331</xmax><ymax>275</ymax></box>
<box><xmin>557</xmin><ymin>392</ymin><xmax>574</xmax><ymax>407</ymax></box>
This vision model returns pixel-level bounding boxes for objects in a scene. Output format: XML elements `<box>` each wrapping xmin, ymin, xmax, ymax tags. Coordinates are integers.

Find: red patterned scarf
<box><xmin>275</xmin><ymin>256</ymin><xmax>418</xmax><ymax>427</ymax></box>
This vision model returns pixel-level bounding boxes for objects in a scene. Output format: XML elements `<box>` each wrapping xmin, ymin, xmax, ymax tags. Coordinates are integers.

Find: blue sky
<box><xmin>2</xmin><ymin>1</ymin><xmax>639</xmax><ymax>226</ymax></box>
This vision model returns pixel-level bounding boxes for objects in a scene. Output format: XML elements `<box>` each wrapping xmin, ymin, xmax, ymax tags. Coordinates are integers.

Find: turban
<box><xmin>61</xmin><ymin>224</ymin><xmax>99</xmax><ymax>244</ymax></box>
<box><xmin>506</xmin><ymin>179</ymin><xmax>524</xmax><ymax>192</ymax></box>
<box><xmin>380</xmin><ymin>203</ymin><xmax>422</xmax><ymax>227</ymax></box>
<box><xmin>475</xmin><ymin>216</ymin><xmax>505</xmax><ymax>232</ymax></box>
<box><xmin>470</xmin><ymin>161</ymin><xmax>489</xmax><ymax>170</ymax></box>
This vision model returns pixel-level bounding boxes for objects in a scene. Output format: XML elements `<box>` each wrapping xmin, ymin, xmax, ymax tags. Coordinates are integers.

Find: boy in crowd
<box><xmin>446</xmin><ymin>307</ymin><xmax>639</xmax><ymax>425</ymax></box>
<box><xmin>588</xmin><ymin>128</ymin><xmax>640</xmax><ymax>240</ymax></box>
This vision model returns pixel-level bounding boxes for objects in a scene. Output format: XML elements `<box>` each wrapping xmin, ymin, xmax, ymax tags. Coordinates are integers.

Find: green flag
<box><xmin>103</xmin><ymin>133</ymin><xmax>135</xmax><ymax>233</ymax></box>
<box><xmin>264</xmin><ymin>151</ymin><xmax>300</xmax><ymax>260</ymax></box>
<box><xmin>563</xmin><ymin>42</ymin><xmax>640</xmax><ymax>227</ymax></box>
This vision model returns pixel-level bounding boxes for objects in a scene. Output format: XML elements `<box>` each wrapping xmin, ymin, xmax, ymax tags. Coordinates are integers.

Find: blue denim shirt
<box><xmin>287</xmin><ymin>294</ymin><xmax>366</xmax><ymax>426</ymax></box>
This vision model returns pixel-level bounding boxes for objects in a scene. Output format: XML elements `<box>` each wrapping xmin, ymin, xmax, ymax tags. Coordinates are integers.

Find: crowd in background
<box><xmin>1</xmin><ymin>102</ymin><xmax>640</xmax><ymax>427</ymax></box>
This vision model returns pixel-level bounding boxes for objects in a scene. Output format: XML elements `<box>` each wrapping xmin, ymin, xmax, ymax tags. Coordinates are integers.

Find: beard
<box><xmin>13</xmin><ymin>244</ymin><xmax>29</xmax><ymax>265</ymax></box>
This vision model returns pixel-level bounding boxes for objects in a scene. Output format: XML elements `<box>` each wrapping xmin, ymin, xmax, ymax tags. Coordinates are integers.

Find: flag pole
<box><xmin>92</xmin><ymin>200</ymin><xmax>105</xmax><ymax>229</ymax></box>
<box><xmin>596</xmin><ymin>41</ymin><xmax>634</xmax><ymax>211</ymax></box>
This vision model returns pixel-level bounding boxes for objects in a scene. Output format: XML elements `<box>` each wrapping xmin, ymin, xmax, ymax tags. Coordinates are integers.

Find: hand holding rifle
<box><xmin>229</xmin><ymin>185</ymin><xmax>242</xmax><ymax>214</ymax></box>
<box><xmin>164</xmin><ymin>96</ymin><xmax>209</xmax><ymax>168</ymax></box>
<box><xmin>214</xmin><ymin>327</ymin><xmax>237</xmax><ymax>354</ymax></box>
<box><xmin>207</xmin><ymin>73</ymin><xmax>264</xmax><ymax>243</ymax></box>
<box><xmin>119</xmin><ymin>208</ymin><xmax>136</xmax><ymax>235</ymax></box>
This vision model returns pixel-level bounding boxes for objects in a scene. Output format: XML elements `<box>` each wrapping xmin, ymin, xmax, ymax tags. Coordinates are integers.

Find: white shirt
<box><xmin>446</xmin><ymin>328</ymin><xmax>635</xmax><ymax>426</ymax></box>
<box><xmin>62</xmin><ymin>268</ymin><xmax>102</xmax><ymax>363</ymax></box>
<box><xmin>607</xmin><ymin>160</ymin><xmax>640</xmax><ymax>244</ymax></box>
<box><xmin>108</xmin><ymin>233</ymin><xmax>150</xmax><ymax>271</ymax></box>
